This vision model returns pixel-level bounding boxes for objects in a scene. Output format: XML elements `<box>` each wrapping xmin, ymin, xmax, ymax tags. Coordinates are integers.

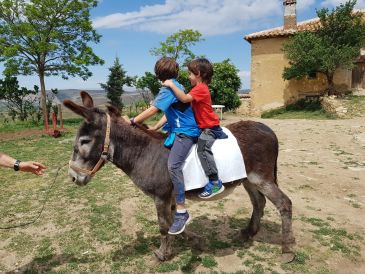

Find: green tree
<box><xmin>136</xmin><ymin>72</ymin><xmax>161</xmax><ymax>97</ymax></box>
<box><xmin>150</xmin><ymin>29</ymin><xmax>203</xmax><ymax>65</ymax></box>
<box><xmin>100</xmin><ymin>57</ymin><xmax>134</xmax><ymax>109</ymax></box>
<box><xmin>210</xmin><ymin>60</ymin><xmax>241</xmax><ymax>111</ymax></box>
<box><xmin>0</xmin><ymin>0</ymin><xmax>104</xmax><ymax>129</ymax></box>
<box><xmin>0</xmin><ymin>76</ymin><xmax>37</xmax><ymax>121</ymax></box>
<box><xmin>177</xmin><ymin>70</ymin><xmax>192</xmax><ymax>92</ymax></box>
<box><xmin>283</xmin><ymin>0</ymin><xmax>365</xmax><ymax>95</ymax></box>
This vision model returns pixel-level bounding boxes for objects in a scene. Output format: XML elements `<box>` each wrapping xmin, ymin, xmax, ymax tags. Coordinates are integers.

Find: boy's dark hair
<box><xmin>187</xmin><ymin>58</ymin><xmax>214</xmax><ymax>84</ymax></box>
<box><xmin>154</xmin><ymin>57</ymin><xmax>179</xmax><ymax>81</ymax></box>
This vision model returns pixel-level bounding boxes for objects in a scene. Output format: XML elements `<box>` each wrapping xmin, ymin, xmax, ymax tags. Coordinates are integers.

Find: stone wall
<box><xmin>249</xmin><ymin>37</ymin><xmax>352</xmax><ymax>116</ymax></box>
<box><xmin>236</xmin><ymin>98</ymin><xmax>252</xmax><ymax>116</ymax></box>
<box><xmin>320</xmin><ymin>96</ymin><xmax>348</xmax><ymax>118</ymax></box>
<box><xmin>352</xmin><ymin>88</ymin><xmax>365</xmax><ymax>96</ymax></box>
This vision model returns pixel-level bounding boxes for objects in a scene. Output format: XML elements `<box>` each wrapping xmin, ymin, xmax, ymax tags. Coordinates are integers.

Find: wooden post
<box><xmin>51</xmin><ymin>112</ymin><xmax>57</xmax><ymax>131</ymax></box>
<box><xmin>58</xmin><ymin>104</ymin><xmax>64</xmax><ymax>129</ymax></box>
<box><xmin>45</xmin><ymin>112</ymin><xmax>50</xmax><ymax>133</ymax></box>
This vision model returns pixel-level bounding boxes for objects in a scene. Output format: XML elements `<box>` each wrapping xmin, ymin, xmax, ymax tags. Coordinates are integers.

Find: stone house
<box><xmin>244</xmin><ymin>0</ymin><xmax>365</xmax><ymax>115</ymax></box>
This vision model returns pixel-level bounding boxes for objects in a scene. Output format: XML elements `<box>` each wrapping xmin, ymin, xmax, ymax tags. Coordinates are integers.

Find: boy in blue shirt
<box><xmin>129</xmin><ymin>57</ymin><xmax>200</xmax><ymax>235</ymax></box>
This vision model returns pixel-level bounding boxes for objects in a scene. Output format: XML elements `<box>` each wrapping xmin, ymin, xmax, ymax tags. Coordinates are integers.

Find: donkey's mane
<box><xmin>105</xmin><ymin>110</ymin><xmax>167</xmax><ymax>141</ymax></box>
<box><xmin>134</xmin><ymin>123</ymin><xmax>168</xmax><ymax>140</ymax></box>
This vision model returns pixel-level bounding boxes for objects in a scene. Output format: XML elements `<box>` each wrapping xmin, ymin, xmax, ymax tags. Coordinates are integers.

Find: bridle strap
<box><xmin>69</xmin><ymin>113</ymin><xmax>111</xmax><ymax>177</ymax></box>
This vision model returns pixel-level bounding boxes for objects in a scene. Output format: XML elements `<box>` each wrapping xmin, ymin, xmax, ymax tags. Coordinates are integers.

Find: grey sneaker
<box><xmin>168</xmin><ymin>211</ymin><xmax>191</xmax><ymax>235</ymax></box>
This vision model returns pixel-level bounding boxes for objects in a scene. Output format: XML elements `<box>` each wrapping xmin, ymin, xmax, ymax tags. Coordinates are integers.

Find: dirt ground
<box><xmin>218</xmin><ymin>114</ymin><xmax>365</xmax><ymax>273</ymax></box>
<box><xmin>1</xmin><ymin>115</ymin><xmax>364</xmax><ymax>273</ymax></box>
<box><xmin>0</xmin><ymin>129</ymin><xmax>44</xmax><ymax>141</ymax></box>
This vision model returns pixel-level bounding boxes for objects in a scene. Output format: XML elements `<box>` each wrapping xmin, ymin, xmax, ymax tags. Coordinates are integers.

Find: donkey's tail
<box><xmin>274</xmin><ymin>134</ymin><xmax>279</xmax><ymax>185</ymax></box>
<box><xmin>274</xmin><ymin>159</ymin><xmax>278</xmax><ymax>185</ymax></box>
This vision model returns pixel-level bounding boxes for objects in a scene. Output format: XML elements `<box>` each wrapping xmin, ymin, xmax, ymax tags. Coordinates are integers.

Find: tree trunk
<box><xmin>326</xmin><ymin>73</ymin><xmax>336</xmax><ymax>96</ymax></box>
<box><xmin>39</xmin><ymin>70</ymin><xmax>49</xmax><ymax>131</ymax></box>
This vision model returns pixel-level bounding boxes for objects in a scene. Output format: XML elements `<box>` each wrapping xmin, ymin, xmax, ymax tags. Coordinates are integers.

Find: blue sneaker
<box><xmin>199</xmin><ymin>179</ymin><xmax>225</xmax><ymax>199</ymax></box>
<box><xmin>168</xmin><ymin>211</ymin><xmax>191</xmax><ymax>235</ymax></box>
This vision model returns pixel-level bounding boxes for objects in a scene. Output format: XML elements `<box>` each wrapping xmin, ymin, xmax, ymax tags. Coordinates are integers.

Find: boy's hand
<box><xmin>162</xmin><ymin>80</ymin><xmax>173</xmax><ymax>88</ymax></box>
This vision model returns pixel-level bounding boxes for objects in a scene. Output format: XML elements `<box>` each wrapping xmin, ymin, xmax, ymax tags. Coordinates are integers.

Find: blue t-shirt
<box><xmin>153</xmin><ymin>79</ymin><xmax>200</xmax><ymax>137</ymax></box>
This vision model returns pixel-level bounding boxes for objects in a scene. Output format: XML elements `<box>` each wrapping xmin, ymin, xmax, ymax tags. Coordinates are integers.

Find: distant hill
<box><xmin>1</xmin><ymin>88</ymin><xmax>248</xmax><ymax>113</ymax></box>
<box><xmin>238</xmin><ymin>89</ymin><xmax>250</xmax><ymax>94</ymax></box>
<box><xmin>0</xmin><ymin>89</ymin><xmax>149</xmax><ymax>114</ymax></box>
<box><xmin>55</xmin><ymin>89</ymin><xmax>106</xmax><ymax>102</ymax></box>
<box><xmin>55</xmin><ymin>89</ymin><xmax>152</xmax><ymax>107</ymax></box>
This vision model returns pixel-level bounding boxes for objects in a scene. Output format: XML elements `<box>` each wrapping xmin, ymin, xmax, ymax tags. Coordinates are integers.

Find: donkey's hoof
<box><xmin>282</xmin><ymin>239</ymin><xmax>296</xmax><ymax>254</ymax></box>
<box><xmin>192</xmin><ymin>237</ymin><xmax>206</xmax><ymax>251</ymax></box>
<box><xmin>153</xmin><ymin>249</ymin><xmax>166</xmax><ymax>261</ymax></box>
<box><xmin>182</xmin><ymin>230</ymin><xmax>206</xmax><ymax>251</ymax></box>
<box><xmin>153</xmin><ymin>249</ymin><xmax>172</xmax><ymax>261</ymax></box>
<box><xmin>281</xmin><ymin>252</ymin><xmax>295</xmax><ymax>264</ymax></box>
<box><xmin>240</xmin><ymin>228</ymin><xmax>255</xmax><ymax>241</ymax></box>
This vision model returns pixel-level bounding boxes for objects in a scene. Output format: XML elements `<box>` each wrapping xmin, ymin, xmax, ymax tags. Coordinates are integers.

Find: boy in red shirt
<box><xmin>163</xmin><ymin>58</ymin><xmax>227</xmax><ymax>198</ymax></box>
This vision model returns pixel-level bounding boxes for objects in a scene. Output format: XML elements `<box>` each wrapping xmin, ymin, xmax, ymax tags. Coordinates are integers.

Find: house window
<box><xmin>308</xmin><ymin>71</ymin><xmax>317</xmax><ymax>79</ymax></box>
<box><xmin>360</xmin><ymin>48</ymin><xmax>365</xmax><ymax>56</ymax></box>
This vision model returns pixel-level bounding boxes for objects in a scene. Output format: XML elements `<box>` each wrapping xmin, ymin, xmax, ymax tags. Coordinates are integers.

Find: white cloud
<box><xmin>321</xmin><ymin>0</ymin><xmax>365</xmax><ymax>9</ymax></box>
<box><xmin>297</xmin><ymin>0</ymin><xmax>316</xmax><ymax>11</ymax></box>
<box><xmin>93</xmin><ymin>0</ymin><xmax>282</xmax><ymax>36</ymax></box>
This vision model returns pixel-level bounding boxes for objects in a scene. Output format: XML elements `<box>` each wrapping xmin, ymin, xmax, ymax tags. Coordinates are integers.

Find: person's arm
<box><xmin>129</xmin><ymin>105</ymin><xmax>159</xmax><ymax>125</ymax></box>
<box><xmin>0</xmin><ymin>152</ymin><xmax>17</xmax><ymax>168</ymax></box>
<box><xmin>0</xmin><ymin>152</ymin><xmax>47</xmax><ymax>176</ymax></box>
<box><xmin>163</xmin><ymin>80</ymin><xmax>193</xmax><ymax>103</ymax></box>
<box><xmin>149</xmin><ymin>115</ymin><xmax>167</xmax><ymax>131</ymax></box>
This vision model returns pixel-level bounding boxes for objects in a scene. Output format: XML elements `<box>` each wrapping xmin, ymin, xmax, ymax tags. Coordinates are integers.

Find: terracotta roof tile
<box><xmin>244</xmin><ymin>18</ymin><xmax>320</xmax><ymax>42</ymax></box>
<box><xmin>244</xmin><ymin>10</ymin><xmax>365</xmax><ymax>42</ymax></box>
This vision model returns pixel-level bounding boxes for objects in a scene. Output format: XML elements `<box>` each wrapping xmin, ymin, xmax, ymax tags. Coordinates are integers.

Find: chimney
<box><xmin>283</xmin><ymin>0</ymin><xmax>297</xmax><ymax>30</ymax></box>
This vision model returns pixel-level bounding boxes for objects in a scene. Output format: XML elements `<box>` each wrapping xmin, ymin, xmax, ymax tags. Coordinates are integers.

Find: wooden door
<box><xmin>352</xmin><ymin>62</ymin><xmax>365</xmax><ymax>88</ymax></box>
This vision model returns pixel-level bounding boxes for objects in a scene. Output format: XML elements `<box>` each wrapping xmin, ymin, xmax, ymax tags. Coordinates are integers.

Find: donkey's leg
<box><xmin>154</xmin><ymin>195</ymin><xmax>174</xmax><ymax>261</ymax></box>
<box><xmin>242</xmin><ymin>181</ymin><xmax>266</xmax><ymax>238</ymax></box>
<box><xmin>248</xmin><ymin>174</ymin><xmax>295</xmax><ymax>254</ymax></box>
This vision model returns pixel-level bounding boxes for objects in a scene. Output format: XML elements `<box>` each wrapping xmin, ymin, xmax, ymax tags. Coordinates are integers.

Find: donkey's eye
<box><xmin>80</xmin><ymin>139</ymin><xmax>91</xmax><ymax>146</ymax></box>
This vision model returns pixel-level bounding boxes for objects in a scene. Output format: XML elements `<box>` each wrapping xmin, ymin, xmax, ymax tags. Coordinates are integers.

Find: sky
<box><xmin>1</xmin><ymin>0</ymin><xmax>365</xmax><ymax>91</ymax></box>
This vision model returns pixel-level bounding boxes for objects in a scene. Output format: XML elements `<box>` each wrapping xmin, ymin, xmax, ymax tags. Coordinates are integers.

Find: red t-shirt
<box><xmin>189</xmin><ymin>83</ymin><xmax>220</xmax><ymax>129</ymax></box>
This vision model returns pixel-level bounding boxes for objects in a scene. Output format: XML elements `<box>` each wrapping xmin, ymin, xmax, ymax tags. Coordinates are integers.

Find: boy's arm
<box><xmin>163</xmin><ymin>80</ymin><xmax>193</xmax><ymax>103</ymax></box>
<box><xmin>149</xmin><ymin>115</ymin><xmax>167</xmax><ymax>131</ymax></box>
<box><xmin>132</xmin><ymin>105</ymin><xmax>159</xmax><ymax>124</ymax></box>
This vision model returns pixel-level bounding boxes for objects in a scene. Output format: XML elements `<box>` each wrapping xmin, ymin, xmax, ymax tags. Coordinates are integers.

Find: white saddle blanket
<box><xmin>182</xmin><ymin>127</ymin><xmax>247</xmax><ymax>191</ymax></box>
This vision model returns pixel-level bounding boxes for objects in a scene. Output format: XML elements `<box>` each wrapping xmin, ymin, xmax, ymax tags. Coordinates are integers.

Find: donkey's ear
<box><xmin>80</xmin><ymin>91</ymin><xmax>94</xmax><ymax>108</ymax></box>
<box><xmin>63</xmin><ymin>100</ymin><xmax>93</xmax><ymax>122</ymax></box>
<box><xmin>106</xmin><ymin>105</ymin><xmax>121</xmax><ymax>117</ymax></box>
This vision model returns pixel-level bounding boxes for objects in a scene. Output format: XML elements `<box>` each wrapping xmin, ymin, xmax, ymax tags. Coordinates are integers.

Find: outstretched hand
<box><xmin>19</xmin><ymin>161</ymin><xmax>47</xmax><ymax>176</ymax></box>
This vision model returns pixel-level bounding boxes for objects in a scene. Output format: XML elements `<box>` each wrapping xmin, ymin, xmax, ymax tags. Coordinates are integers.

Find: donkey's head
<box><xmin>63</xmin><ymin>91</ymin><xmax>111</xmax><ymax>186</ymax></box>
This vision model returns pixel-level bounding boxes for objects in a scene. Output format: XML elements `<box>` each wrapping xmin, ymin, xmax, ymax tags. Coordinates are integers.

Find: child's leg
<box><xmin>197</xmin><ymin>129</ymin><xmax>224</xmax><ymax>198</ymax></box>
<box><xmin>197</xmin><ymin>129</ymin><xmax>218</xmax><ymax>180</ymax></box>
<box><xmin>167</xmin><ymin>133</ymin><xmax>194</xmax><ymax>234</ymax></box>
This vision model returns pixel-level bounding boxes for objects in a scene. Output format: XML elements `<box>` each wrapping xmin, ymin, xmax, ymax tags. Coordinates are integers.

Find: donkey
<box><xmin>64</xmin><ymin>91</ymin><xmax>295</xmax><ymax>261</ymax></box>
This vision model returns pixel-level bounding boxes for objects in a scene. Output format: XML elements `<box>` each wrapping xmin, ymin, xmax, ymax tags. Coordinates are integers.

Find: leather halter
<box><xmin>69</xmin><ymin>113</ymin><xmax>111</xmax><ymax>177</ymax></box>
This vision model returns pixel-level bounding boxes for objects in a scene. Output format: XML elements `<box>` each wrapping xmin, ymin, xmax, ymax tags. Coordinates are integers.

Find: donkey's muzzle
<box><xmin>68</xmin><ymin>168</ymin><xmax>90</xmax><ymax>186</ymax></box>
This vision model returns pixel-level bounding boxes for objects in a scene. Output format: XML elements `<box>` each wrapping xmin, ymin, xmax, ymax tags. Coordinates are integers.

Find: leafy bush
<box><xmin>210</xmin><ymin>60</ymin><xmax>241</xmax><ymax>111</ymax></box>
<box><xmin>285</xmin><ymin>98</ymin><xmax>322</xmax><ymax>111</ymax></box>
<box><xmin>261</xmin><ymin>98</ymin><xmax>333</xmax><ymax>119</ymax></box>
